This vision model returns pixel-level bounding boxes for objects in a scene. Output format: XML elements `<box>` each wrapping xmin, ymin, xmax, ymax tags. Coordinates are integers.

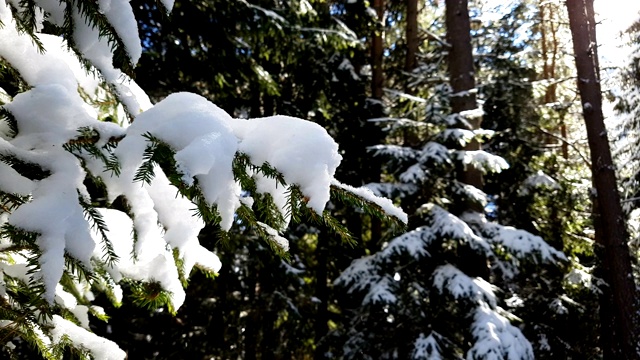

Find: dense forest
<box><xmin>0</xmin><ymin>0</ymin><xmax>639</xmax><ymax>358</ymax></box>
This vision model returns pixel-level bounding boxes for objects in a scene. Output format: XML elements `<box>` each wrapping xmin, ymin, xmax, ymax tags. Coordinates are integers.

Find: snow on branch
<box><xmin>436</xmin><ymin>128</ymin><xmax>475</xmax><ymax>146</ymax></box>
<box><xmin>463</xmin><ymin>212</ymin><xmax>567</xmax><ymax>266</ymax></box>
<box><xmin>466</xmin><ymin>303</ymin><xmax>534</xmax><ymax>360</ymax></box>
<box><xmin>368</xmin><ymin>144</ymin><xmax>419</xmax><ymax>160</ymax></box>
<box><xmin>452</xmin><ymin>181</ymin><xmax>488</xmax><ymax>208</ymax></box>
<box><xmin>412</xmin><ymin>332</ymin><xmax>443</xmax><ymax>360</ymax></box>
<box><xmin>380</xmin><ymin>226</ymin><xmax>435</xmax><ymax>259</ymax></box>
<box><xmin>426</xmin><ymin>204</ymin><xmax>492</xmax><ymax>254</ymax></box>
<box><xmin>432</xmin><ymin>264</ymin><xmax>497</xmax><ymax>308</ymax></box>
<box><xmin>334</xmin><ymin>255</ymin><xmax>381</xmax><ymax>293</ymax></box>
<box><xmin>519</xmin><ymin>170</ymin><xmax>561</xmax><ymax>195</ymax></box>
<box><xmin>419</xmin><ymin>142</ymin><xmax>452</xmax><ymax>166</ymax></box>
<box><xmin>0</xmin><ymin>0</ymin><xmax>408</xmax><ymax>355</ymax></box>
<box><xmin>456</xmin><ymin>150</ymin><xmax>509</xmax><ymax>174</ymax></box>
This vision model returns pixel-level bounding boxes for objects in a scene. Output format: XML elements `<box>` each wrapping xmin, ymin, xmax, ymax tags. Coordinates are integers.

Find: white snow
<box><xmin>333</xmin><ymin>255</ymin><xmax>380</xmax><ymax>292</ymax></box>
<box><xmin>258</xmin><ymin>221</ymin><xmax>290</xmax><ymax>251</ymax></box>
<box><xmin>427</xmin><ymin>205</ymin><xmax>492</xmax><ymax>254</ymax></box>
<box><xmin>466</xmin><ymin>303</ymin><xmax>534</xmax><ymax>360</ymax></box>
<box><xmin>0</xmin><ymin>0</ymin><xmax>409</xmax><ymax>353</ymax></box>
<box><xmin>234</xmin><ymin>115</ymin><xmax>343</xmax><ymax>214</ymax></box>
<box><xmin>399</xmin><ymin>163</ymin><xmax>428</xmax><ymax>183</ymax></box>
<box><xmin>432</xmin><ymin>264</ymin><xmax>497</xmax><ymax>308</ymax></box>
<box><xmin>437</xmin><ymin>128</ymin><xmax>475</xmax><ymax>146</ymax></box>
<box><xmin>368</xmin><ymin>144</ymin><xmax>419</xmax><ymax>160</ymax></box>
<box><xmin>412</xmin><ymin>332</ymin><xmax>442</xmax><ymax>360</ymax></box>
<box><xmin>50</xmin><ymin>315</ymin><xmax>127</xmax><ymax>360</ymax></box>
<box><xmin>457</xmin><ymin>150</ymin><xmax>509</xmax><ymax>174</ymax></box>
<box><xmin>380</xmin><ymin>226</ymin><xmax>434</xmax><ymax>259</ymax></box>
<box><xmin>519</xmin><ymin>170</ymin><xmax>560</xmax><ymax>195</ymax></box>
<box><xmin>362</xmin><ymin>275</ymin><xmax>397</xmax><ymax>305</ymax></box>
<box><xmin>459</xmin><ymin>107</ymin><xmax>484</xmax><ymax>120</ymax></box>
<box><xmin>463</xmin><ymin>213</ymin><xmax>567</xmax><ymax>265</ymax></box>
<box><xmin>332</xmin><ymin>181</ymin><xmax>408</xmax><ymax>223</ymax></box>
<box><xmin>419</xmin><ymin>142</ymin><xmax>451</xmax><ymax>165</ymax></box>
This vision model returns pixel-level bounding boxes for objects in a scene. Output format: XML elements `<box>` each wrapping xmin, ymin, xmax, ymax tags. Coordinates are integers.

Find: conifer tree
<box><xmin>333</xmin><ymin>1</ymin><xmax>568</xmax><ymax>358</ymax></box>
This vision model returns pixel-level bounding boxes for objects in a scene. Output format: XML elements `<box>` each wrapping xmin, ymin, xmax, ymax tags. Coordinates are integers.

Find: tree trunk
<box><xmin>372</xmin><ymin>0</ymin><xmax>384</xmax><ymax>99</ymax></box>
<box><xmin>445</xmin><ymin>0</ymin><xmax>483</xmax><ymax>190</ymax></box>
<box><xmin>405</xmin><ymin>0</ymin><xmax>418</xmax><ymax>72</ymax></box>
<box><xmin>538</xmin><ymin>0</ymin><xmax>569</xmax><ymax>158</ymax></box>
<box><xmin>566</xmin><ymin>1</ymin><xmax>639</xmax><ymax>358</ymax></box>
<box><xmin>314</xmin><ymin>232</ymin><xmax>329</xmax><ymax>359</ymax></box>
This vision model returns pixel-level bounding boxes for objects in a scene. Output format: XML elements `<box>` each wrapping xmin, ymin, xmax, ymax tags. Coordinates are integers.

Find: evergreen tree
<box><xmin>332</xmin><ymin>1</ymin><xmax>568</xmax><ymax>358</ymax></box>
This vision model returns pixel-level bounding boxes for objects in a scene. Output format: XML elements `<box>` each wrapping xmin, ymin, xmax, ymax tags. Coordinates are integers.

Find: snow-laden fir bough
<box><xmin>0</xmin><ymin>1</ymin><xmax>406</xmax><ymax>358</ymax></box>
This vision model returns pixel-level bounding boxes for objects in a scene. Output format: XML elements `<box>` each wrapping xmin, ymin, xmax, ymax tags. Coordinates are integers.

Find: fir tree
<box><xmin>332</xmin><ymin>1</ymin><xmax>569</xmax><ymax>358</ymax></box>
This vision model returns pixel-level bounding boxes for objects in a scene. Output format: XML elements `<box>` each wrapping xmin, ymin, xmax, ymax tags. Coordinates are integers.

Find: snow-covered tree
<box><xmin>0</xmin><ymin>1</ymin><xmax>407</xmax><ymax>358</ymax></box>
<box><xmin>332</xmin><ymin>1</ymin><xmax>569</xmax><ymax>358</ymax></box>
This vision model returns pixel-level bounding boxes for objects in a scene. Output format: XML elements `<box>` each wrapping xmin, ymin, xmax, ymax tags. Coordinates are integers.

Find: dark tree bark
<box><xmin>314</xmin><ymin>232</ymin><xmax>329</xmax><ymax>359</ymax></box>
<box><xmin>372</xmin><ymin>0</ymin><xmax>385</xmax><ymax>99</ymax></box>
<box><xmin>405</xmin><ymin>0</ymin><xmax>418</xmax><ymax>72</ymax></box>
<box><xmin>566</xmin><ymin>0</ymin><xmax>639</xmax><ymax>358</ymax></box>
<box><xmin>445</xmin><ymin>0</ymin><xmax>482</xmax><ymax>190</ymax></box>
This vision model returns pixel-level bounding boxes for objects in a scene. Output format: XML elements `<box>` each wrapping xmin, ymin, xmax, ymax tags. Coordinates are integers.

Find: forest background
<box><xmin>1</xmin><ymin>0</ymin><xmax>640</xmax><ymax>359</ymax></box>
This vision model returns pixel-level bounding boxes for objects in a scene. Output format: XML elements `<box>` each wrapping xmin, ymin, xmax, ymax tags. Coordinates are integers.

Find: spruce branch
<box><xmin>0</xmin><ymin>107</ymin><xmax>18</xmax><ymax>137</ymax></box>
<box><xmin>0</xmin><ymin>191</ymin><xmax>29</xmax><ymax>213</ymax></box>
<box><xmin>63</xmin><ymin>254</ymin><xmax>95</xmax><ymax>285</ymax></box>
<box><xmin>79</xmin><ymin>195</ymin><xmax>118</xmax><ymax>266</ymax></box>
<box><xmin>63</xmin><ymin>0</ymin><xmax>135</xmax><ymax>74</ymax></box>
<box><xmin>234</xmin><ymin>152</ymin><xmax>287</xmax><ymax>187</ymax></box>
<box><xmin>127</xmin><ymin>280</ymin><xmax>176</xmax><ymax>315</ymax></box>
<box><xmin>64</xmin><ymin>127</ymin><xmax>124</xmax><ymax>176</ymax></box>
<box><xmin>0</xmin><ymin>153</ymin><xmax>50</xmax><ymax>181</ymax></box>
<box><xmin>6</xmin><ymin>0</ymin><xmax>45</xmax><ymax>53</ymax></box>
<box><xmin>329</xmin><ymin>184</ymin><xmax>407</xmax><ymax>229</ymax></box>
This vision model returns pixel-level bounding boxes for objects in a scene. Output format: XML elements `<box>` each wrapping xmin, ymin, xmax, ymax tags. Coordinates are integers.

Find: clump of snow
<box><xmin>50</xmin><ymin>315</ymin><xmax>127</xmax><ymax>360</ymax></box>
<box><xmin>432</xmin><ymin>264</ymin><xmax>497</xmax><ymax>308</ymax></box>
<box><xmin>233</xmin><ymin>115</ymin><xmax>343</xmax><ymax>214</ymax></box>
<box><xmin>115</xmin><ymin>92</ymin><xmax>240</xmax><ymax>230</ymax></box>
<box><xmin>456</xmin><ymin>150</ymin><xmax>509</xmax><ymax>174</ymax></box>
<box><xmin>466</xmin><ymin>303</ymin><xmax>534</xmax><ymax>360</ymax></box>
<box><xmin>362</xmin><ymin>275</ymin><xmax>397</xmax><ymax>305</ymax></box>
<box><xmin>419</xmin><ymin>142</ymin><xmax>451</xmax><ymax>165</ymax></box>
<box><xmin>412</xmin><ymin>332</ymin><xmax>442</xmax><ymax>360</ymax></box>
<box><xmin>519</xmin><ymin>170</ymin><xmax>560</xmax><ymax>195</ymax></box>
<box><xmin>333</xmin><ymin>181</ymin><xmax>408</xmax><ymax>223</ymax></box>
<box><xmin>380</xmin><ymin>226</ymin><xmax>434</xmax><ymax>259</ymax></box>
<box><xmin>334</xmin><ymin>255</ymin><xmax>380</xmax><ymax>293</ymax></box>
<box><xmin>90</xmin><ymin>208</ymin><xmax>189</xmax><ymax>309</ymax></box>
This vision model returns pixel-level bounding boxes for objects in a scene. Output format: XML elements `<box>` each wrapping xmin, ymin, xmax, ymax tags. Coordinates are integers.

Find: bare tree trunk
<box><xmin>445</xmin><ymin>0</ymin><xmax>483</xmax><ymax>190</ymax></box>
<box><xmin>538</xmin><ymin>0</ymin><xmax>569</xmax><ymax>158</ymax></box>
<box><xmin>372</xmin><ymin>0</ymin><xmax>384</xmax><ymax>99</ymax></box>
<box><xmin>314</xmin><ymin>232</ymin><xmax>329</xmax><ymax>360</ymax></box>
<box><xmin>566</xmin><ymin>0</ymin><xmax>639</xmax><ymax>358</ymax></box>
<box><xmin>405</xmin><ymin>0</ymin><xmax>418</xmax><ymax>72</ymax></box>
